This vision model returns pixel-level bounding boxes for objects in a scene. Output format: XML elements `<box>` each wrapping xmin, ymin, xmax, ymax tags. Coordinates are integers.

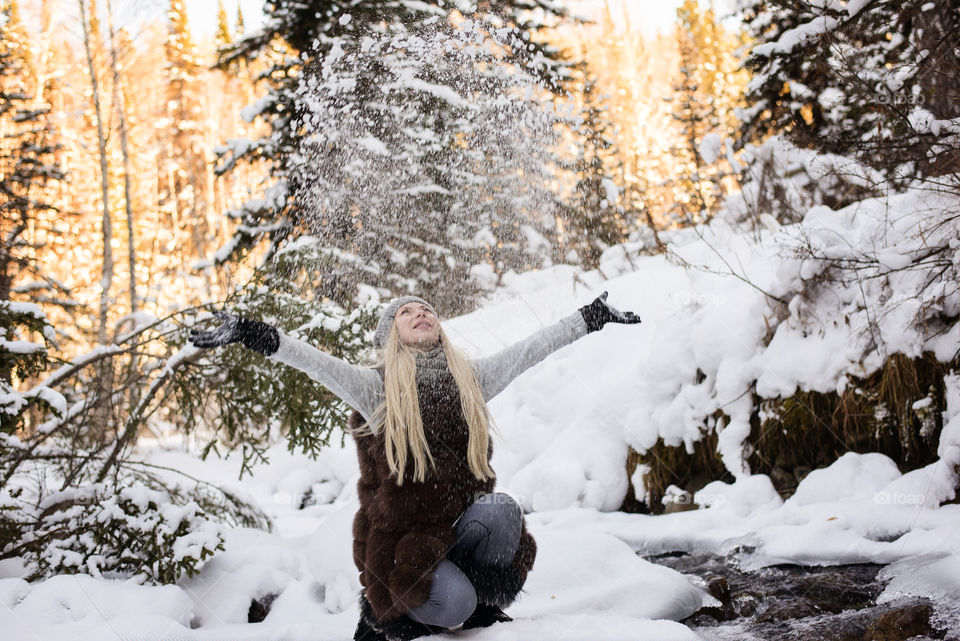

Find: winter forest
<box><xmin>2</xmin><ymin>0</ymin><xmax>959</xmax><ymax>639</ymax></box>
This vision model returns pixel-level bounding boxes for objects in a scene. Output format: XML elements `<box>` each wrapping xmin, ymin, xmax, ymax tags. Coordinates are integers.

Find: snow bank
<box><xmin>0</xmin><ymin>575</ymin><xmax>193</xmax><ymax>641</ymax></box>
<box><xmin>8</xmin><ymin>163</ymin><xmax>959</xmax><ymax>638</ymax></box>
<box><xmin>439</xmin><ymin>186</ymin><xmax>960</xmax><ymax>512</ymax></box>
<box><xmin>787</xmin><ymin>452</ymin><xmax>902</xmax><ymax>506</ymax></box>
<box><xmin>516</xmin><ymin>526</ymin><xmax>715</xmax><ymax>620</ymax></box>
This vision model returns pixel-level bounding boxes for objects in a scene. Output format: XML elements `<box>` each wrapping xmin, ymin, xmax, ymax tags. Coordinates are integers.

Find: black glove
<box><xmin>579</xmin><ymin>291</ymin><xmax>641</xmax><ymax>333</ymax></box>
<box><xmin>188</xmin><ymin>311</ymin><xmax>280</xmax><ymax>356</ymax></box>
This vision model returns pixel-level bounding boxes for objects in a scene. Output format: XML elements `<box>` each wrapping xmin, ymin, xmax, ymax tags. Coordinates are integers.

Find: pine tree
<box><xmin>0</xmin><ymin>0</ymin><xmax>64</xmax><ymax>321</ymax></box>
<box><xmin>213</xmin><ymin>0</ymin><xmax>574</xmax><ymax>314</ymax></box>
<box><xmin>739</xmin><ymin>0</ymin><xmax>960</xmax><ymax>180</ymax></box>
<box><xmin>235</xmin><ymin>4</ymin><xmax>244</xmax><ymax>38</ymax></box>
<box><xmin>562</xmin><ymin>73</ymin><xmax>628</xmax><ymax>268</ymax></box>
<box><xmin>668</xmin><ymin>0</ymin><xmax>746</xmax><ymax>223</ymax></box>
<box><xmin>215</xmin><ymin>0</ymin><xmax>231</xmax><ymax>52</ymax></box>
<box><xmin>161</xmin><ymin>0</ymin><xmax>211</xmax><ymax>286</ymax></box>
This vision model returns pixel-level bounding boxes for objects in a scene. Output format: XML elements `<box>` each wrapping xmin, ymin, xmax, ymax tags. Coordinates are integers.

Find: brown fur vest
<box><xmin>350</xmin><ymin>349</ymin><xmax>537</xmax><ymax>622</ymax></box>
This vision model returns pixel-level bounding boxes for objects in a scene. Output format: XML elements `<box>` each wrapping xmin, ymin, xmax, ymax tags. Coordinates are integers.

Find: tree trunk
<box><xmin>105</xmin><ymin>0</ymin><xmax>136</xmax><ymax>314</ymax></box>
<box><xmin>79</xmin><ymin>0</ymin><xmax>116</xmax><ymax>439</ymax></box>
<box><xmin>79</xmin><ymin>0</ymin><xmax>114</xmax><ymax>343</ymax></box>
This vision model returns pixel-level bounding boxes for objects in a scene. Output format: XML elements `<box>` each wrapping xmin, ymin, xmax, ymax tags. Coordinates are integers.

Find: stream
<box><xmin>645</xmin><ymin>552</ymin><xmax>957</xmax><ymax>641</ymax></box>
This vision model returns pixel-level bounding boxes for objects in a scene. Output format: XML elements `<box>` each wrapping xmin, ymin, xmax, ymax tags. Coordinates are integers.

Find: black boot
<box><xmin>354</xmin><ymin>613</ymin><xmax>389</xmax><ymax>641</ymax></box>
<box><xmin>461</xmin><ymin>603</ymin><xmax>512</xmax><ymax>630</ymax></box>
<box><xmin>356</xmin><ymin>591</ymin><xmax>446</xmax><ymax>641</ymax></box>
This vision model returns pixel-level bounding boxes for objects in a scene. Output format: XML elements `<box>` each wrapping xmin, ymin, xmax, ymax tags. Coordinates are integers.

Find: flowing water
<box><xmin>646</xmin><ymin>552</ymin><xmax>957</xmax><ymax>641</ymax></box>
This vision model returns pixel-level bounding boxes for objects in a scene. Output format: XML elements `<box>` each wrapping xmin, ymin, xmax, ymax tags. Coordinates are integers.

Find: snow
<box><xmin>879</xmin><ymin>555</ymin><xmax>960</xmax><ymax>626</ymax></box>
<box><xmin>240</xmin><ymin>95</ymin><xmax>274</xmax><ymax>124</ymax></box>
<box><xmin>0</xmin><ymin>339</ymin><xmax>44</xmax><ymax>354</ymax></box>
<box><xmin>600</xmin><ymin>177</ymin><xmax>618</xmax><ymax>204</ymax></box>
<box><xmin>5</xmin><ymin>150</ymin><xmax>960</xmax><ymax>637</ymax></box>
<box><xmin>395</xmin><ymin>76</ymin><xmax>467</xmax><ymax>108</ymax></box>
<box><xmin>844</xmin><ymin>0</ymin><xmax>872</xmax><ymax>17</ymax></box>
<box><xmin>511</xmin><ymin>527</ymin><xmax>716</xmax><ymax>620</ymax></box>
<box><xmin>3</xmin><ymin>575</ymin><xmax>193</xmax><ymax>639</ymax></box>
<box><xmin>787</xmin><ymin>452</ymin><xmax>902</xmax><ymax>506</ymax></box>
<box><xmin>27</xmin><ymin>385</ymin><xmax>67</xmax><ymax>417</ymax></box>
<box><xmin>694</xmin><ymin>475</ymin><xmax>783</xmax><ymax>516</ymax></box>
<box><xmin>751</xmin><ymin>16</ymin><xmax>839</xmax><ymax>57</ymax></box>
<box><xmin>356</xmin><ymin>134</ymin><xmax>390</xmax><ymax>156</ymax></box>
<box><xmin>698</xmin><ymin>133</ymin><xmax>723</xmax><ymax>165</ymax></box>
<box><xmin>5</xmin><ymin>301</ymin><xmax>45</xmax><ymax>318</ymax></box>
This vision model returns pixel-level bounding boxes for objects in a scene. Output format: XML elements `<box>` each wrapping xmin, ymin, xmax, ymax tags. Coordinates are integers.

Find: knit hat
<box><xmin>373</xmin><ymin>296</ymin><xmax>437</xmax><ymax>350</ymax></box>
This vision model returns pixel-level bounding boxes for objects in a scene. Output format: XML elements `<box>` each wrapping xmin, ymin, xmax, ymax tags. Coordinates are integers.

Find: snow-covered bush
<box><xmin>0</xmin><ymin>301</ymin><xmax>60</xmax><ymax>433</ymax></box>
<box><xmin>722</xmin><ymin>136</ymin><xmax>883</xmax><ymax>227</ymax></box>
<box><xmin>629</xmin><ymin>184</ymin><xmax>960</xmax><ymax>510</ymax></box>
<box><xmin>12</xmin><ymin>481</ymin><xmax>223</xmax><ymax>583</ymax></box>
<box><xmin>1</xmin><ymin>304</ymin><xmax>272</xmax><ymax>583</ymax></box>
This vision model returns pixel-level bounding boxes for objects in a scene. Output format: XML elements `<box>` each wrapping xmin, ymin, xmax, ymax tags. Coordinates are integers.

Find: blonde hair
<box><xmin>362</xmin><ymin>322</ymin><xmax>497</xmax><ymax>486</ymax></box>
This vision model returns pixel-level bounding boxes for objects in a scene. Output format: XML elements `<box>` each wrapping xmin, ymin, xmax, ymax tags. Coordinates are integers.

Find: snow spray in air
<box><xmin>290</xmin><ymin>11</ymin><xmax>576</xmax><ymax>312</ymax></box>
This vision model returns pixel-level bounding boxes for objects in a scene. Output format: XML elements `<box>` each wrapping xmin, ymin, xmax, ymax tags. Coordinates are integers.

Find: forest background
<box><xmin>2</xmin><ymin>0</ymin><xmax>958</xmax><ymax>587</ymax></box>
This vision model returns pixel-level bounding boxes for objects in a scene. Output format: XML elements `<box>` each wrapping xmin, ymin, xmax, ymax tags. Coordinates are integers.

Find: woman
<box><xmin>189</xmin><ymin>292</ymin><xmax>640</xmax><ymax>640</ymax></box>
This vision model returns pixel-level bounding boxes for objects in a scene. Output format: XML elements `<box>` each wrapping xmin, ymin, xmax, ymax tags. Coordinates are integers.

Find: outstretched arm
<box><xmin>189</xmin><ymin>312</ymin><xmax>382</xmax><ymax>421</ymax></box>
<box><xmin>472</xmin><ymin>292</ymin><xmax>641</xmax><ymax>401</ymax></box>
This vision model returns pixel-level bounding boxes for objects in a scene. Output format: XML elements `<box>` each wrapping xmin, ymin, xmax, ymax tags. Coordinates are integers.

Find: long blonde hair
<box><xmin>363</xmin><ymin>322</ymin><xmax>497</xmax><ymax>485</ymax></box>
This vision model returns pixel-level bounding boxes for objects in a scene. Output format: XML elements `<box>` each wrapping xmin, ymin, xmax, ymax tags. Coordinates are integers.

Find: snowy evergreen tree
<box><xmin>561</xmin><ymin>73</ymin><xmax>627</xmax><ymax>268</ymax></box>
<box><xmin>291</xmin><ymin>15</ymin><xmax>572</xmax><ymax>311</ymax></box>
<box><xmin>171</xmin><ymin>270</ymin><xmax>378</xmax><ymax>477</ymax></box>
<box><xmin>671</xmin><ymin>27</ymin><xmax>716</xmax><ymax>223</ymax></box>
<box><xmin>215</xmin><ymin>0</ymin><xmax>231</xmax><ymax>52</ymax></box>
<box><xmin>0</xmin><ymin>0</ymin><xmax>66</xmax><ymax>353</ymax></box>
<box><xmin>162</xmin><ymin>0</ymin><xmax>211</xmax><ymax>269</ymax></box>
<box><xmin>214</xmin><ymin>0</ymin><xmax>573</xmax><ymax>313</ymax></box>
<box><xmin>667</xmin><ymin>0</ymin><xmax>746</xmax><ymax>224</ymax></box>
<box><xmin>738</xmin><ymin>0</ymin><xmax>960</xmax><ymax>181</ymax></box>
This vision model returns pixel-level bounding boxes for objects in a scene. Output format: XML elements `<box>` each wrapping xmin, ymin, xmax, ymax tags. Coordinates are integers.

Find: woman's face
<box><xmin>395</xmin><ymin>302</ymin><xmax>440</xmax><ymax>350</ymax></box>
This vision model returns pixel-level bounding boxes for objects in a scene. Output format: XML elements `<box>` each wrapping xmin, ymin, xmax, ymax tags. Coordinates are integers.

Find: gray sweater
<box><xmin>270</xmin><ymin>311</ymin><xmax>589</xmax><ymax>424</ymax></box>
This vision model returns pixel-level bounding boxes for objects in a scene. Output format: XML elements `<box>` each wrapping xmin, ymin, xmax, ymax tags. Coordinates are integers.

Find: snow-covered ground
<box><xmin>3</xmin><ymin>188</ymin><xmax>959</xmax><ymax>639</ymax></box>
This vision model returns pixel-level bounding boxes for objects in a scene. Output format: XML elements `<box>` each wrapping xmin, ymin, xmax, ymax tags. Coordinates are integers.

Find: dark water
<box><xmin>645</xmin><ymin>552</ymin><xmax>957</xmax><ymax>641</ymax></box>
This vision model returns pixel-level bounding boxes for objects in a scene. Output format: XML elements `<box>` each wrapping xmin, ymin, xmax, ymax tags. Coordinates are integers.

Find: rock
<box><xmin>706</xmin><ymin>575</ymin><xmax>730</xmax><ymax>605</ymax></box>
<box><xmin>248</xmin><ymin>593</ymin><xmax>279</xmax><ymax>623</ymax></box>
<box><xmin>769</xmin><ymin>466</ymin><xmax>796</xmax><ymax>494</ymax></box>
<box><xmin>683</xmin><ymin>575</ymin><xmax>737</xmax><ymax>624</ymax></box>
<box><xmin>756</xmin><ymin>600</ymin><xmax>822</xmax><ymax>622</ymax></box>
<box><xmin>863</xmin><ymin>603</ymin><xmax>936</xmax><ymax>641</ymax></box>
<box><xmin>645</xmin><ymin>551</ymin><xmax>945</xmax><ymax>641</ymax></box>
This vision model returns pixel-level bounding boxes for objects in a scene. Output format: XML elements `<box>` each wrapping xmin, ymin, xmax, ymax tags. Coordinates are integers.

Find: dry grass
<box><xmin>626</xmin><ymin>351</ymin><xmax>954</xmax><ymax>512</ymax></box>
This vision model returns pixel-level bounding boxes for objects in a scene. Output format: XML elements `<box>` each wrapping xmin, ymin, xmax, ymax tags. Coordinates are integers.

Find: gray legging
<box><xmin>406</xmin><ymin>492</ymin><xmax>523</xmax><ymax>628</ymax></box>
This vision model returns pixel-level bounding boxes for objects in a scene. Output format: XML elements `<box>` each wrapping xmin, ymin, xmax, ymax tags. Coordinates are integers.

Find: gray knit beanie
<box><xmin>373</xmin><ymin>296</ymin><xmax>437</xmax><ymax>350</ymax></box>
